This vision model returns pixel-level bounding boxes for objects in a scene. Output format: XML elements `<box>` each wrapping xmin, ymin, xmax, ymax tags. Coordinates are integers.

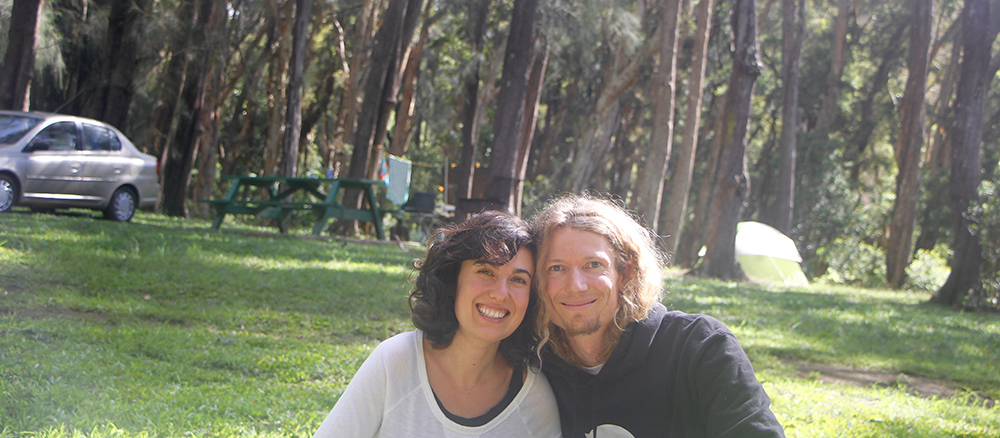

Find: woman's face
<box><xmin>452</xmin><ymin>247</ymin><xmax>534</xmax><ymax>347</ymax></box>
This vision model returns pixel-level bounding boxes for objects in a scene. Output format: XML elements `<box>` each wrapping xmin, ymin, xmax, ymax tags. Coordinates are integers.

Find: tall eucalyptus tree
<box><xmin>932</xmin><ymin>0</ymin><xmax>999</xmax><ymax>307</ymax></box>
<box><xmin>0</xmin><ymin>0</ymin><xmax>44</xmax><ymax>110</ymax></box>
<box><xmin>886</xmin><ymin>0</ymin><xmax>932</xmax><ymax>289</ymax></box>
<box><xmin>633</xmin><ymin>0</ymin><xmax>682</xmax><ymax>232</ymax></box>
<box><xmin>482</xmin><ymin>0</ymin><xmax>539</xmax><ymax>214</ymax></box>
<box><xmin>697</xmin><ymin>0</ymin><xmax>761</xmax><ymax>281</ymax></box>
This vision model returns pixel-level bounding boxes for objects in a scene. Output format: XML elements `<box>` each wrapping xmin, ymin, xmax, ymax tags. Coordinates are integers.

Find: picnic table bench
<box><xmin>200</xmin><ymin>175</ymin><xmax>385</xmax><ymax>239</ymax></box>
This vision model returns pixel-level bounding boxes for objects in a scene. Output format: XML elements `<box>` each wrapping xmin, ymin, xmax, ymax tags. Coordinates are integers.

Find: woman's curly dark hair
<box><xmin>409</xmin><ymin>210</ymin><xmax>539</xmax><ymax>368</ymax></box>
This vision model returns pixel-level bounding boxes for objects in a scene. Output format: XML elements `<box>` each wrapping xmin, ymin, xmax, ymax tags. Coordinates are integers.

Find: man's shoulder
<box><xmin>643</xmin><ymin>304</ymin><xmax>733</xmax><ymax>341</ymax></box>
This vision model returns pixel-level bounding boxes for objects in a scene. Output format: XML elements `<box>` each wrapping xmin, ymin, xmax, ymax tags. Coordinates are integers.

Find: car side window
<box><xmin>27</xmin><ymin>122</ymin><xmax>79</xmax><ymax>152</ymax></box>
<box><xmin>82</xmin><ymin>124</ymin><xmax>121</xmax><ymax>151</ymax></box>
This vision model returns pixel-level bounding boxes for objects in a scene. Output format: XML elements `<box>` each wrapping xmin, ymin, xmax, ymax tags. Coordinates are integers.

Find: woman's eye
<box><xmin>549</xmin><ymin>265</ymin><xmax>563</xmax><ymax>272</ymax></box>
<box><xmin>512</xmin><ymin>277</ymin><xmax>528</xmax><ymax>285</ymax></box>
<box><xmin>588</xmin><ymin>261</ymin><xmax>602</xmax><ymax>269</ymax></box>
<box><xmin>478</xmin><ymin>269</ymin><xmax>494</xmax><ymax>276</ymax></box>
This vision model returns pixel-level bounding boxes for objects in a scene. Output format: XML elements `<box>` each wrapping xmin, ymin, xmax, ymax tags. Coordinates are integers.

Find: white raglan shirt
<box><xmin>312</xmin><ymin>330</ymin><xmax>562</xmax><ymax>438</ymax></box>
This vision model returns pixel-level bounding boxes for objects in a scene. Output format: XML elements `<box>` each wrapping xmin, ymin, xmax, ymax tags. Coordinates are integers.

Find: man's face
<box><xmin>541</xmin><ymin>227</ymin><xmax>621</xmax><ymax>338</ymax></box>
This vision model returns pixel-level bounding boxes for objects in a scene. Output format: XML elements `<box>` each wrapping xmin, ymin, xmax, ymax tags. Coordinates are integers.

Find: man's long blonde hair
<box><xmin>531</xmin><ymin>194</ymin><xmax>664</xmax><ymax>363</ymax></box>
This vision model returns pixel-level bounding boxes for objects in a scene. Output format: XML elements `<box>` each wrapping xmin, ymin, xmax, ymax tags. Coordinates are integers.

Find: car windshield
<box><xmin>0</xmin><ymin>115</ymin><xmax>43</xmax><ymax>145</ymax></box>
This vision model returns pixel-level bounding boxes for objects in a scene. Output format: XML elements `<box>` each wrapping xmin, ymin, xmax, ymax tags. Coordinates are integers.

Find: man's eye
<box><xmin>549</xmin><ymin>265</ymin><xmax>563</xmax><ymax>272</ymax></box>
<box><xmin>478</xmin><ymin>269</ymin><xmax>494</xmax><ymax>276</ymax></box>
<box><xmin>512</xmin><ymin>277</ymin><xmax>528</xmax><ymax>284</ymax></box>
<box><xmin>588</xmin><ymin>261</ymin><xmax>602</xmax><ymax>268</ymax></box>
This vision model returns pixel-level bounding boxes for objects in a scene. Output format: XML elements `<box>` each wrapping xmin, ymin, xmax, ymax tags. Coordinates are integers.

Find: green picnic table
<box><xmin>200</xmin><ymin>175</ymin><xmax>385</xmax><ymax>239</ymax></box>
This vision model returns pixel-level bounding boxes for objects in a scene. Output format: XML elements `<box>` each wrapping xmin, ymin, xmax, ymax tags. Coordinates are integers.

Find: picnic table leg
<box><xmin>364</xmin><ymin>185</ymin><xmax>385</xmax><ymax>240</ymax></box>
<box><xmin>211</xmin><ymin>177</ymin><xmax>244</xmax><ymax>230</ymax></box>
<box><xmin>211</xmin><ymin>210</ymin><xmax>226</xmax><ymax>230</ymax></box>
<box><xmin>311</xmin><ymin>180</ymin><xmax>341</xmax><ymax>236</ymax></box>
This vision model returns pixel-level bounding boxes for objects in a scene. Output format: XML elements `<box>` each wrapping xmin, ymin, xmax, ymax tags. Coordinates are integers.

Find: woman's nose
<box><xmin>489</xmin><ymin>281</ymin><xmax>510</xmax><ymax>300</ymax></box>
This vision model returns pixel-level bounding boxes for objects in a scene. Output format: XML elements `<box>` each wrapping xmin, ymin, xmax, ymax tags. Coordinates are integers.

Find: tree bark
<box><xmin>814</xmin><ymin>0</ymin><xmax>850</xmax><ymax>131</ymax></box>
<box><xmin>661</xmin><ymin>0</ymin><xmax>713</xmax><ymax>258</ymax></box>
<box><xmin>341</xmin><ymin>0</ymin><xmax>422</xmax><ymax>235</ymax></box>
<box><xmin>481</xmin><ymin>0</ymin><xmax>539</xmax><ymax>215</ymax></box>
<box><xmin>765</xmin><ymin>0</ymin><xmax>805</xmax><ymax>235</ymax></box>
<box><xmin>95</xmin><ymin>0</ymin><xmax>148</xmax><ymax>130</ymax></box>
<box><xmin>932</xmin><ymin>0</ymin><xmax>998</xmax><ymax>307</ymax></box>
<box><xmin>389</xmin><ymin>2</ymin><xmax>439</xmax><ymax>157</ymax></box>
<box><xmin>456</xmin><ymin>0</ymin><xmax>493</xmax><ymax>203</ymax></box>
<box><xmin>633</xmin><ymin>0</ymin><xmax>683</xmax><ymax>232</ymax></box>
<box><xmin>280</xmin><ymin>0</ymin><xmax>313</xmax><ymax>178</ymax></box>
<box><xmin>263</xmin><ymin>0</ymin><xmax>291</xmax><ymax>176</ymax></box>
<box><xmin>697</xmin><ymin>0</ymin><xmax>760</xmax><ymax>281</ymax></box>
<box><xmin>161</xmin><ymin>0</ymin><xmax>221</xmax><ymax>217</ymax></box>
<box><xmin>0</xmin><ymin>0</ymin><xmax>45</xmax><ymax>111</ymax></box>
<box><xmin>886</xmin><ymin>0</ymin><xmax>932</xmax><ymax>289</ymax></box>
<box><xmin>329</xmin><ymin>2</ymin><xmax>375</xmax><ymax>169</ymax></box>
<box><xmin>566</xmin><ymin>29</ymin><xmax>662</xmax><ymax>192</ymax></box>
<box><xmin>345</xmin><ymin>0</ymin><xmax>421</xmax><ymax>181</ymax></box>
<box><xmin>513</xmin><ymin>42</ymin><xmax>549</xmax><ymax>217</ymax></box>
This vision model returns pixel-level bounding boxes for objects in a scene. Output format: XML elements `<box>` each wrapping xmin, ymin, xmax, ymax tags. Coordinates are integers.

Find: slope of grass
<box><xmin>1</xmin><ymin>210</ymin><xmax>997</xmax><ymax>437</ymax></box>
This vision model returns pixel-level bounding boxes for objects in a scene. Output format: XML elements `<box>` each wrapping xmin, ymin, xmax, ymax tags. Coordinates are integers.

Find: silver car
<box><xmin>0</xmin><ymin>111</ymin><xmax>160</xmax><ymax>221</ymax></box>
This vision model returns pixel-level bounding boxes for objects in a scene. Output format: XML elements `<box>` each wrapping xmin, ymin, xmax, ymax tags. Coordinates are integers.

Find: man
<box><xmin>532</xmin><ymin>194</ymin><xmax>785</xmax><ymax>438</ymax></box>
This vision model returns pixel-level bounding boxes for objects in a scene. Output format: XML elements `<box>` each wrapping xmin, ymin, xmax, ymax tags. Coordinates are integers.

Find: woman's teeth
<box><xmin>477</xmin><ymin>304</ymin><xmax>508</xmax><ymax>319</ymax></box>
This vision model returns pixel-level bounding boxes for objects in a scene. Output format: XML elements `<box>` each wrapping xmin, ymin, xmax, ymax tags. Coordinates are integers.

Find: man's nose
<box><xmin>569</xmin><ymin>268</ymin><xmax>588</xmax><ymax>292</ymax></box>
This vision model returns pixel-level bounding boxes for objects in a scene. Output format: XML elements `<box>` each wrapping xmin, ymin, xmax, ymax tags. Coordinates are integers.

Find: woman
<box><xmin>313</xmin><ymin>211</ymin><xmax>561</xmax><ymax>438</ymax></box>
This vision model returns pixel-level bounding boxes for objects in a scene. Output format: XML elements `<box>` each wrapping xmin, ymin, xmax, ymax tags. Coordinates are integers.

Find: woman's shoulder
<box><xmin>363</xmin><ymin>330</ymin><xmax>421</xmax><ymax>365</ymax></box>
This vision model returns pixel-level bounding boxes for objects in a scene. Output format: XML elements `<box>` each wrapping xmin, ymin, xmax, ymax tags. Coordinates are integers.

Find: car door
<box><xmin>78</xmin><ymin>122</ymin><xmax>126</xmax><ymax>202</ymax></box>
<box><xmin>20</xmin><ymin>121</ymin><xmax>85</xmax><ymax>202</ymax></box>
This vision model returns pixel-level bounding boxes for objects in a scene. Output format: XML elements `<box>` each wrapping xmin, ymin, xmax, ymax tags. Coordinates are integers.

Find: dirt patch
<box><xmin>792</xmin><ymin>361</ymin><xmax>994</xmax><ymax>407</ymax></box>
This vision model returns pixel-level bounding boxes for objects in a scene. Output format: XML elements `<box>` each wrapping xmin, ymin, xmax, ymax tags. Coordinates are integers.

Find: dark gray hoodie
<box><xmin>542</xmin><ymin>303</ymin><xmax>785</xmax><ymax>437</ymax></box>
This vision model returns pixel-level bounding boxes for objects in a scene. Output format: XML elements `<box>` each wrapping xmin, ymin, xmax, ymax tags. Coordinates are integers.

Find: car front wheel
<box><xmin>104</xmin><ymin>187</ymin><xmax>137</xmax><ymax>221</ymax></box>
<box><xmin>0</xmin><ymin>174</ymin><xmax>18</xmax><ymax>213</ymax></box>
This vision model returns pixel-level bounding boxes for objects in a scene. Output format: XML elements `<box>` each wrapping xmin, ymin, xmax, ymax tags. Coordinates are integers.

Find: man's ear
<box><xmin>619</xmin><ymin>259</ymin><xmax>635</xmax><ymax>289</ymax></box>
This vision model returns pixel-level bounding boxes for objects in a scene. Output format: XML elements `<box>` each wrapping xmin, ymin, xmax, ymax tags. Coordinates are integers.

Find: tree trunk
<box><xmin>481</xmin><ymin>0</ymin><xmax>539</xmax><ymax>215</ymax></box>
<box><xmin>697</xmin><ymin>0</ymin><xmax>760</xmax><ymax>281</ymax></box>
<box><xmin>96</xmin><ymin>0</ymin><xmax>148</xmax><ymax>130</ymax></box>
<box><xmin>342</xmin><ymin>0</ymin><xmax>423</xmax><ymax>235</ymax></box>
<box><xmin>679</xmin><ymin>91</ymin><xmax>726</xmax><ymax>268</ymax></box>
<box><xmin>456</xmin><ymin>0</ymin><xmax>493</xmax><ymax>203</ymax></box>
<box><xmin>566</xmin><ymin>30</ymin><xmax>662</xmax><ymax>192</ymax></box>
<box><xmin>932</xmin><ymin>0</ymin><xmax>998</xmax><ymax>307</ymax></box>
<box><xmin>389</xmin><ymin>2</ymin><xmax>439</xmax><ymax>157</ymax></box>
<box><xmin>513</xmin><ymin>42</ymin><xmax>549</xmax><ymax>217</ymax></box>
<box><xmin>161</xmin><ymin>0</ymin><xmax>221</xmax><ymax>217</ymax></box>
<box><xmin>633</xmin><ymin>0</ymin><xmax>683</xmax><ymax>232</ymax></box>
<box><xmin>345</xmin><ymin>0</ymin><xmax>421</xmax><ymax>181</ymax></box>
<box><xmin>886</xmin><ymin>0</ymin><xmax>932</xmax><ymax>289</ymax></box>
<box><xmin>280</xmin><ymin>0</ymin><xmax>313</xmax><ymax>178</ymax></box>
<box><xmin>263</xmin><ymin>0</ymin><xmax>290</xmax><ymax>176</ymax></box>
<box><xmin>661</xmin><ymin>0</ymin><xmax>713</xmax><ymax>258</ymax></box>
<box><xmin>764</xmin><ymin>0</ymin><xmax>805</xmax><ymax>235</ymax></box>
<box><xmin>814</xmin><ymin>0</ymin><xmax>850</xmax><ymax>131</ymax></box>
<box><xmin>329</xmin><ymin>2</ymin><xmax>375</xmax><ymax>169</ymax></box>
<box><xmin>0</xmin><ymin>0</ymin><xmax>45</xmax><ymax>111</ymax></box>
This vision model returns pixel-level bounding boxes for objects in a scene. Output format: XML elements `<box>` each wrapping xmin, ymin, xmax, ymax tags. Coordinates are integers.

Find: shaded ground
<box><xmin>793</xmin><ymin>361</ymin><xmax>995</xmax><ymax>407</ymax></box>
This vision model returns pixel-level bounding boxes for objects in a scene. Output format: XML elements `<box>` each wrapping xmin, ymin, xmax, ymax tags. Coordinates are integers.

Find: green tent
<box><xmin>734</xmin><ymin>221</ymin><xmax>809</xmax><ymax>286</ymax></box>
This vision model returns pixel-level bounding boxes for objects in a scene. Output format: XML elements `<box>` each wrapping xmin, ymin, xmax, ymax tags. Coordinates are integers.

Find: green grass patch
<box><xmin>1</xmin><ymin>211</ymin><xmax>997</xmax><ymax>437</ymax></box>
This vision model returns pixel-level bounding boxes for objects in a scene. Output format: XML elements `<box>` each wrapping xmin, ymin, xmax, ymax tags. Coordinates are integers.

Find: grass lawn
<box><xmin>1</xmin><ymin>210</ymin><xmax>997</xmax><ymax>437</ymax></box>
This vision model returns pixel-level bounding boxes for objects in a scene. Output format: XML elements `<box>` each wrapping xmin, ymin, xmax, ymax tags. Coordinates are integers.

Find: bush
<box><xmin>814</xmin><ymin>238</ymin><xmax>887</xmax><ymax>288</ymax></box>
<box><xmin>904</xmin><ymin>245</ymin><xmax>951</xmax><ymax>292</ymax></box>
